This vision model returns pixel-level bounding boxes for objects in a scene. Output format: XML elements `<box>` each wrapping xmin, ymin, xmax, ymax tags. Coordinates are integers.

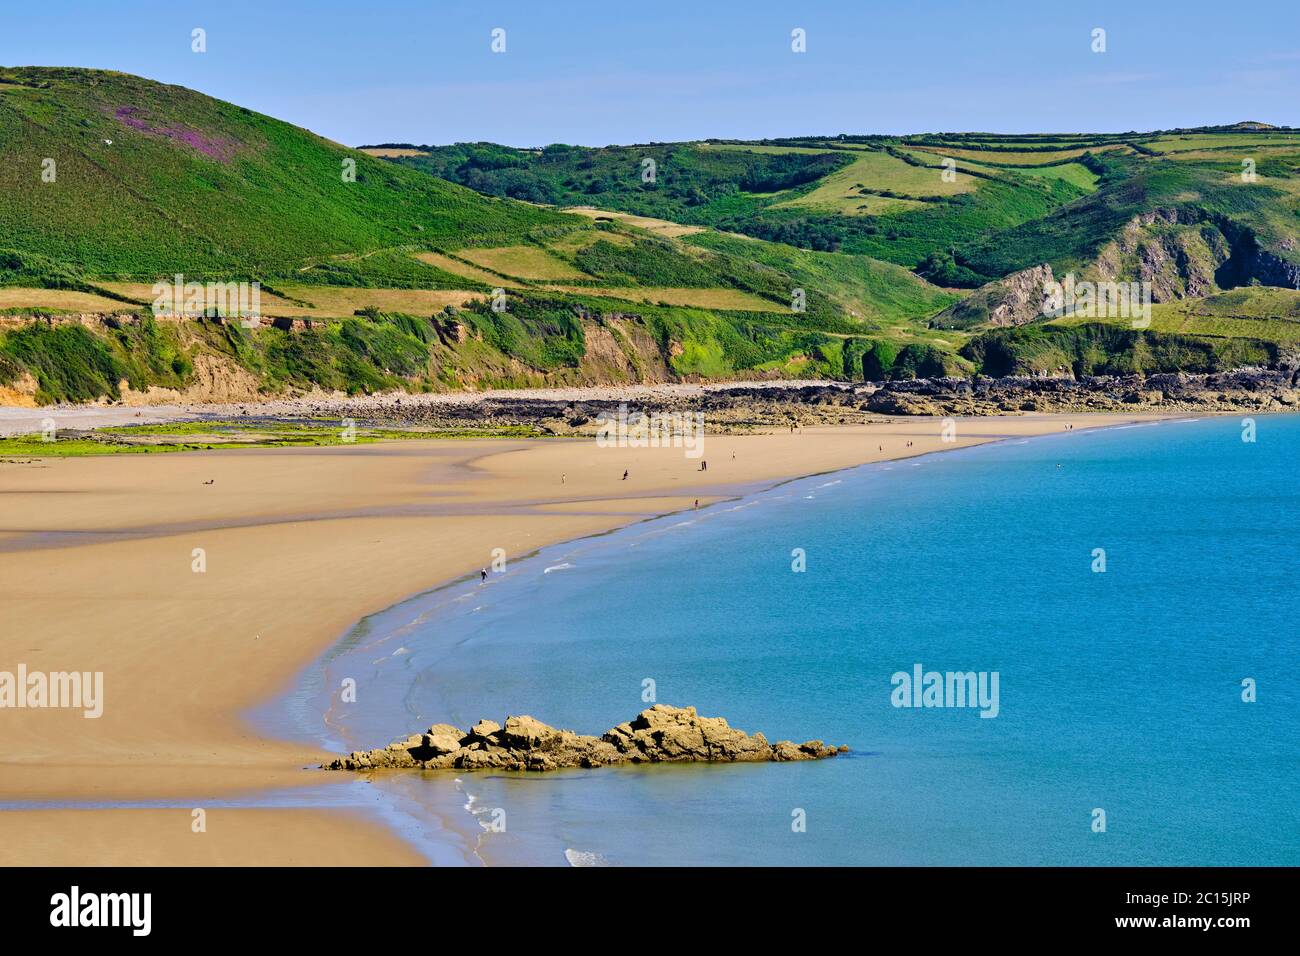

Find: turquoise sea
<box><xmin>266</xmin><ymin>415</ymin><xmax>1299</xmax><ymax>866</ymax></box>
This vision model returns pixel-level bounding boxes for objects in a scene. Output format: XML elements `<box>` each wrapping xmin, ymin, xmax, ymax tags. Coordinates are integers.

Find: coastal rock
<box><xmin>930</xmin><ymin>263</ymin><xmax>1054</xmax><ymax>330</ymax></box>
<box><xmin>424</xmin><ymin>732</ymin><xmax>462</xmax><ymax>755</ymax></box>
<box><xmin>865</xmin><ymin>391</ymin><xmax>939</xmax><ymax>416</ymax></box>
<box><xmin>322</xmin><ymin>704</ymin><xmax>846</xmax><ymax>773</ymax></box>
<box><xmin>242</xmin><ymin>364</ymin><xmax>1300</xmax><ymax>438</ymax></box>
<box><xmin>499</xmin><ymin>714</ymin><xmax>559</xmax><ymax>749</ymax></box>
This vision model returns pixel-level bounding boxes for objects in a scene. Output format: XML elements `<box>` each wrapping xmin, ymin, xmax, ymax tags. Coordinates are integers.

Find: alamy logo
<box><xmin>1042</xmin><ymin>273</ymin><xmax>1151</xmax><ymax>329</ymax></box>
<box><xmin>50</xmin><ymin>886</ymin><xmax>151</xmax><ymax>936</ymax></box>
<box><xmin>0</xmin><ymin>665</ymin><xmax>102</xmax><ymax>718</ymax></box>
<box><xmin>891</xmin><ymin>663</ymin><xmax>1000</xmax><ymax>718</ymax></box>
<box><xmin>151</xmin><ymin>274</ymin><xmax>262</xmax><ymax>325</ymax></box>
<box><xmin>595</xmin><ymin>403</ymin><xmax>705</xmax><ymax>459</ymax></box>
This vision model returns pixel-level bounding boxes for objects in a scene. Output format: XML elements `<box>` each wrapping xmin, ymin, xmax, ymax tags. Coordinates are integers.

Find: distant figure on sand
<box><xmin>694</xmin><ymin>499</ymin><xmax>699</xmax><ymax>509</ymax></box>
<box><xmin>561</xmin><ymin>473</ymin><xmax>566</xmax><ymax>484</ymax></box>
<box><xmin>622</xmin><ymin>469</ymin><xmax>628</xmax><ymax>481</ymax></box>
<box><xmin>480</xmin><ymin>568</ymin><xmax>488</xmax><ymax>582</ymax></box>
<box><xmin>699</xmin><ymin>460</ymin><xmax>707</xmax><ymax>472</ymax></box>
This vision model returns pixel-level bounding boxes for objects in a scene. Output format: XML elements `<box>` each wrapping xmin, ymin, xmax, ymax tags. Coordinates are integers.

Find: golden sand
<box><xmin>0</xmin><ymin>414</ymin><xmax>1156</xmax><ymax>864</ymax></box>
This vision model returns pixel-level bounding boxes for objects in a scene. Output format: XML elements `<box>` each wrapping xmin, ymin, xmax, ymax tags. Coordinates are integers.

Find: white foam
<box><xmin>564</xmin><ymin>848</ymin><xmax>611</xmax><ymax>867</ymax></box>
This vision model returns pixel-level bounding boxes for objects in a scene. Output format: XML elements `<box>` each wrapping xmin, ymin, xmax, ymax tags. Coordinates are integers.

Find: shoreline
<box><xmin>269</xmin><ymin>425</ymin><xmax>1099</xmax><ymax>866</ymax></box>
<box><xmin>2</xmin><ymin>367</ymin><xmax>1288</xmax><ymax>443</ymax></box>
<box><xmin>0</xmin><ymin>380</ymin><xmax>841</xmax><ymax>437</ymax></box>
<box><xmin>0</xmin><ymin>411</ymin><xmax>1169</xmax><ymax>865</ymax></box>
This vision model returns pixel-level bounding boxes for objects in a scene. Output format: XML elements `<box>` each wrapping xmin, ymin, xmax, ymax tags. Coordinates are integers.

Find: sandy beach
<box><xmin>0</xmin><ymin>412</ymin><xmax>1160</xmax><ymax>865</ymax></box>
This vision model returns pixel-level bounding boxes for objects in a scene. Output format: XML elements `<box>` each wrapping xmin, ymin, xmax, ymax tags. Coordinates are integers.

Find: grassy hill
<box><xmin>382</xmin><ymin>129</ymin><xmax>1300</xmax><ymax>291</ymax></box>
<box><xmin>375</xmin><ymin>125</ymin><xmax>1300</xmax><ymax>381</ymax></box>
<box><xmin>379</xmin><ymin>138</ymin><xmax>1095</xmax><ymax>265</ymax></box>
<box><xmin>0</xmin><ymin>65</ymin><xmax>1296</xmax><ymax>406</ymax></box>
<box><xmin>0</xmin><ymin>66</ymin><xmax>566</xmax><ymax>288</ymax></box>
<box><xmin>0</xmin><ymin>67</ymin><xmax>965</xmax><ymax>403</ymax></box>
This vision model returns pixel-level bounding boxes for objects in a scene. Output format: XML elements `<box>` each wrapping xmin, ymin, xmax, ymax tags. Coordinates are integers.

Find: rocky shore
<box><xmin>857</xmin><ymin>365</ymin><xmax>1300</xmax><ymax>417</ymax></box>
<box><xmin>240</xmin><ymin>365</ymin><xmax>1300</xmax><ymax>434</ymax></box>
<box><xmin>11</xmin><ymin>364</ymin><xmax>1299</xmax><ymax>441</ymax></box>
<box><xmin>322</xmin><ymin>704</ymin><xmax>846</xmax><ymax>773</ymax></box>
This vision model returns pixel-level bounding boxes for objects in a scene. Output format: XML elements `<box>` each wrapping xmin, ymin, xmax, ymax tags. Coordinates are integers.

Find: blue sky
<box><xmin>3</xmin><ymin>1</ymin><xmax>1298</xmax><ymax>146</ymax></box>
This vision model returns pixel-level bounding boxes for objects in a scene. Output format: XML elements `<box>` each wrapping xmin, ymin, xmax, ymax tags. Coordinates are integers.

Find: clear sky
<box><xmin>3</xmin><ymin>1</ymin><xmax>1298</xmax><ymax>147</ymax></box>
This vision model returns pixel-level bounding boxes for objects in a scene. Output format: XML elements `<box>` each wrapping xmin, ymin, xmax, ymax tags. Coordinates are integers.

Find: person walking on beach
<box><xmin>480</xmin><ymin>568</ymin><xmax>488</xmax><ymax>583</ymax></box>
<box><xmin>699</xmin><ymin>460</ymin><xmax>707</xmax><ymax>472</ymax></box>
<box><xmin>622</xmin><ymin>469</ymin><xmax>629</xmax><ymax>481</ymax></box>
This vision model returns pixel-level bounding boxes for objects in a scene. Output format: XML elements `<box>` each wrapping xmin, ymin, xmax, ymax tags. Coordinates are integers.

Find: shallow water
<box><xmin>263</xmin><ymin>415</ymin><xmax>1300</xmax><ymax>866</ymax></box>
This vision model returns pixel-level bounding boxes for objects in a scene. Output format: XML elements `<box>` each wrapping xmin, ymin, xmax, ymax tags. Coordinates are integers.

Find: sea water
<box><xmin>270</xmin><ymin>415</ymin><xmax>1299</xmax><ymax>866</ymax></box>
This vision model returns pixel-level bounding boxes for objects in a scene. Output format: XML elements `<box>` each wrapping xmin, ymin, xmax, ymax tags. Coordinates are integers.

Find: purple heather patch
<box><xmin>113</xmin><ymin>105</ymin><xmax>240</xmax><ymax>162</ymax></box>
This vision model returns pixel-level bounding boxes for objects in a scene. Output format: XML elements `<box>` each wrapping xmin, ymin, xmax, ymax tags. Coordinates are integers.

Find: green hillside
<box><xmin>0</xmin><ymin>66</ymin><xmax>565</xmax><ymax>287</ymax></box>
<box><xmin>377</xmin><ymin>125</ymin><xmax>1300</xmax><ymax>381</ymax></box>
<box><xmin>0</xmin><ymin>67</ymin><xmax>968</xmax><ymax>402</ymax></box>
<box><xmin>380</xmin><ymin>139</ymin><xmax>1095</xmax><ymax>264</ymax></box>
<box><xmin>384</xmin><ymin>130</ymin><xmax>1300</xmax><ymax>293</ymax></box>
<box><xmin>1</xmin><ymin>65</ymin><xmax>1297</xmax><ymax>406</ymax></box>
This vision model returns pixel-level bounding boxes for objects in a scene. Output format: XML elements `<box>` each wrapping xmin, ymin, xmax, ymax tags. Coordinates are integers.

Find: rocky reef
<box><xmin>859</xmin><ymin>365</ymin><xmax>1300</xmax><ymax>416</ymax></box>
<box><xmin>267</xmin><ymin>361</ymin><xmax>1300</xmax><ymax>437</ymax></box>
<box><xmin>322</xmin><ymin>704</ymin><xmax>846</xmax><ymax>773</ymax></box>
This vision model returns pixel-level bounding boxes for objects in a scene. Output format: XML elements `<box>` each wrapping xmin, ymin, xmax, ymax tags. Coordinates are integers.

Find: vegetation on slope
<box><xmin>0</xmin><ymin>67</ymin><xmax>569</xmax><ymax>286</ymax></box>
<box><xmin>961</xmin><ymin>322</ymin><xmax>1278</xmax><ymax>378</ymax></box>
<box><xmin>3</xmin><ymin>64</ymin><xmax>1299</xmax><ymax>404</ymax></box>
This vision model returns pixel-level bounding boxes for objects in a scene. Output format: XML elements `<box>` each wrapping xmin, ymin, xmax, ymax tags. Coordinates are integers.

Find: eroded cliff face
<box><xmin>1223</xmin><ymin>239</ymin><xmax>1300</xmax><ymax>291</ymax></box>
<box><xmin>931</xmin><ymin>263</ymin><xmax>1056</xmax><ymax>330</ymax></box>
<box><xmin>1092</xmin><ymin>208</ymin><xmax>1300</xmax><ymax>300</ymax></box>
<box><xmin>0</xmin><ymin>370</ymin><xmax>38</xmax><ymax>407</ymax></box>
<box><xmin>0</xmin><ymin>307</ymin><xmax>686</xmax><ymax>406</ymax></box>
<box><xmin>933</xmin><ymin>205</ymin><xmax>1300</xmax><ymax>338</ymax></box>
<box><xmin>1092</xmin><ymin>210</ymin><xmax>1224</xmax><ymax>302</ymax></box>
<box><xmin>573</xmin><ymin>314</ymin><xmax>672</xmax><ymax>385</ymax></box>
<box><xmin>116</xmin><ymin>353</ymin><xmax>265</xmax><ymax>405</ymax></box>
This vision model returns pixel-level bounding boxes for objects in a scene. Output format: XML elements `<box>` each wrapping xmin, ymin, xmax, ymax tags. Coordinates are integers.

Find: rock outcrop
<box><xmin>931</xmin><ymin>263</ymin><xmax>1054</xmax><ymax>329</ymax></box>
<box><xmin>857</xmin><ymin>364</ymin><xmax>1300</xmax><ymax>414</ymax></box>
<box><xmin>322</xmin><ymin>704</ymin><xmax>846</xmax><ymax>773</ymax></box>
<box><xmin>1093</xmin><ymin>209</ymin><xmax>1229</xmax><ymax>302</ymax></box>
